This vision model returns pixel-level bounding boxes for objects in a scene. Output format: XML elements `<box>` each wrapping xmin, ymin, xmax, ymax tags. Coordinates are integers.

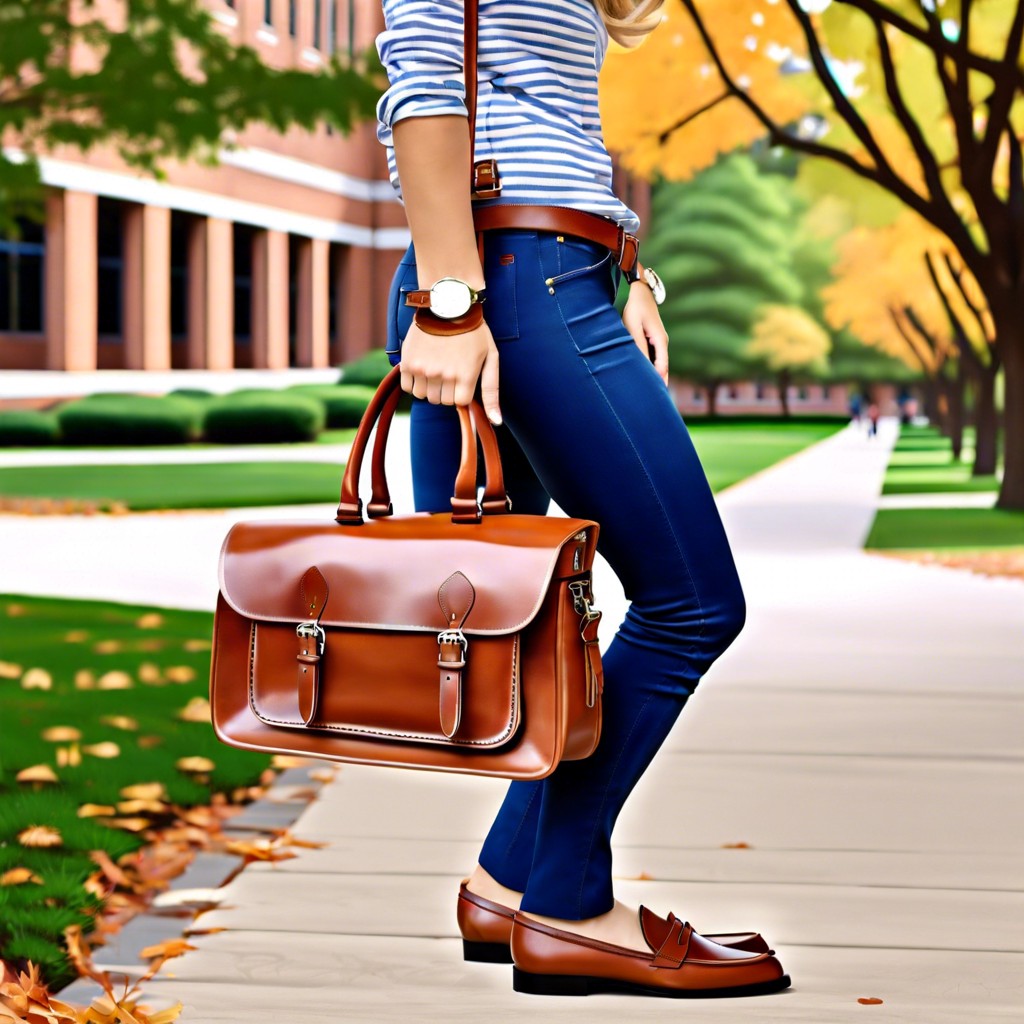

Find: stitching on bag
<box><xmin>248</xmin><ymin>632</ymin><xmax>520</xmax><ymax>747</ymax></box>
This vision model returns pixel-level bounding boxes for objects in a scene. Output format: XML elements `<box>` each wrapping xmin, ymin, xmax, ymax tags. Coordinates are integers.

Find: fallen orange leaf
<box><xmin>75</xmin><ymin>669</ymin><xmax>96</xmax><ymax>689</ymax></box>
<box><xmin>83</xmin><ymin>742</ymin><xmax>121</xmax><ymax>758</ymax></box>
<box><xmin>136</xmin><ymin>613</ymin><xmax>165</xmax><ymax>629</ymax></box>
<box><xmin>176</xmin><ymin>756</ymin><xmax>214</xmax><ymax>773</ymax></box>
<box><xmin>0</xmin><ymin>868</ymin><xmax>43</xmax><ymax>886</ymax></box>
<box><xmin>42</xmin><ymin>726</ymin><xmax>82</xmax><ymax>742</ymax></box>
<box><xmin>96</xmin><ymin>671</ymin><xmax>133</xmax><ymax>690</ymax></box>
<box><xmin>79</xmin><ymin>804</ymin><xmax>117</xmax><ymax>818</ymax></box>
<box><xmin>101</xmin><ymin>715</ymin><xmax>139</xmax><ymax>731</ymax></box>
<box><xmin>15</xmin><ymin>764</ymin><xmax>58</xmax><ymax>785</ymax></box>
<box><xmin>0</xmin><ymin>660</ymin><xmax>23</xmax><ymax>678</ymax></box>
<box><xmin>164</xmin><ymin>666</ymin><xmax>195</xmax><ymax>684</ymax></box>
<box><xmin>121</xmin><ymin>783</ymin><xmax>167</xmax><ymax>801</ymax></box>
<box><xmin>17</xmin><ymin>825</ymin><xmax>62</xmax><ymax>848</ymax></box>
<box><xmin>64</xmin><ymin>629</ymin><xmax>89</xmax><ymax>643</ymax></box>
<box><xmin>20</xmin><ymin>667</ymin><xmax>52</xmax><ymax>690</ymax></box>
<box><xmin>858</xmin><ymin>997</ymin><xmax>884</xmax><ymax>1005</ymax></box>
<box><xmin>177</xmin><ymin>697</ymin><xmax>211</xmax><ymax>723</ymax></box>
<box><xmin>721</xmin><ymin>842</ymin><xmax>752</xmax><ymax>849</ymax></box>
<box><xmin>92</xmin><ymin>639</ymin><xmax>123</xmax><ymax>654</ymax></box>
<box><xmin>138</xmin><ymin>940</ymin><xmax>196</xmax><ymax>961</ymax></box>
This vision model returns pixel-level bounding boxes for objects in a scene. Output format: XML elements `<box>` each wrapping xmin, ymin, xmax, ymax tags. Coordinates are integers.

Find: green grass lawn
<box><xmin>865</xmin><ymin>508</ymin><xmax>1024</xmax><ymax>550</ymax></box>
<box><xmin>0</xmin><ymin>420</ymin><xmax>843</xmax><ymax>510</ymax></box>
<box><xmin>0</xmin><ymin>594</ymin><xmax>270</xmax><ymax>987</ymax></box>
<box><xmin>688</xmin><ymin>421</ymin><xmax>846</xmax><ymax>493</ymax></box>
<box><xmin>881</xmin><ymin>426</ymin><xmax>1001</xmax><ymax>495</ymax></box>
<box><xmin>0</xmin><ymin>461</ymin><xmax>346</xmax><ymax>511</ymax></box>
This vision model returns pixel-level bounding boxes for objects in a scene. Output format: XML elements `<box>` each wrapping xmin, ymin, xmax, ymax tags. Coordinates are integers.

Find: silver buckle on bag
<box><xmin>569</xmin><ymin>581</ymin><xmax>600</xmax><ymax>624</ymax></box>
<box><xmin>296</xmin><ymin>621</ymin><xmax>326</xmax><ymax>655</ymax></box>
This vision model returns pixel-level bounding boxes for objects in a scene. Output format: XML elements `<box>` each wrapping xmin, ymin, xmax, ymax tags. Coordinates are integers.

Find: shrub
<box><xmin>0</xmin><ymin>410</ymin><xmax>61</xmax><ymax>447</ymax></box>
<box><xmin>202</xmin><ymin>391</ymin><xmax>326</xmax><ymax>444</ymax></box>
<box><xmin>168</xmin><ymin>387</ymin><xmax>215</xmax><ymax>401</ymax></box>
<box><xmin>55</xmin><ymin>395</ymin><xmax>202</xmax><ymax>446</ymax></box>
<box><xmin>286</xmin><ymin>384</ymin><xmax>376</xmax><ymax>428</ymax></box>
<box><xmin>337</xmin><ymin>348</ymin><xmax>393</xmax><ymax>387</ymax></box>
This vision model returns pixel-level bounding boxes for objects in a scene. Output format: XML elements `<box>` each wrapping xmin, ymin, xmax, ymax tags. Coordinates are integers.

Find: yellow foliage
<box><xmin>748</xmin><ymin>305</ymin><xmax>830</xmax><ymax>374</ymax></box>
<box><xmin>822</xmin><ymin>210</ymin><xmax>991</xmax><ymax>372</ymax></box>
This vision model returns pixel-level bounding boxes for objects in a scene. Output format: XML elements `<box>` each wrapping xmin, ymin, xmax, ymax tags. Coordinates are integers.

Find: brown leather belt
<box><xmin>472</xmin><ymin>204</ymin><xmax>640</xmax><ymax>275</ymax></box>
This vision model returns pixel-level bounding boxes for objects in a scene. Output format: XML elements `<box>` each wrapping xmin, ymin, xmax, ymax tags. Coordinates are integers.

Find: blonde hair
<box><xmin>592</xmin><ymin>0</ymin><xmax>665</xmax><ymax>47</ymax></box>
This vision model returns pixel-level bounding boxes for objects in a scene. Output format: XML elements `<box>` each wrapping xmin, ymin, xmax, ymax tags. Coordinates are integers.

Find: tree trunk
<box><xmin>948</xmin><ymin>363</ymin><xmax>965</xmax><ymax>462</ymax></box>
<box><xmin>935</xmin><ymin>376</ymin><xmax>952</xmax><ymax>437</ymax></box>
<box><xmin>997</xmin><ymin>333</ymin><xmax>1024</xmax><ymax>510</ymax></box>
<box><xmin>778</xmin><ymin>370</ymin><xmax>791</xmax><ymax>417</ymax></box>
<box><xmin>921</xmin><ymin>376</ymin><xmax>940</xmax><ymax>424</ymax></box>
<box><xmin>705</xmin><ymin>381</ymin><xmax>719</xmax><ymax>417</ymax></box>
<box><xmin>972</xmin><ymin>365</ymin><xmax>999</xmax><ymax>477</ymax></box>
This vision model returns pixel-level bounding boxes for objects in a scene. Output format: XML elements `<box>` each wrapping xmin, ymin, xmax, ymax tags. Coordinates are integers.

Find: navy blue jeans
<box><xmin>385</xmin><ymin>228</ymin><xmax>745</xmax><ymax>920</ymax></box>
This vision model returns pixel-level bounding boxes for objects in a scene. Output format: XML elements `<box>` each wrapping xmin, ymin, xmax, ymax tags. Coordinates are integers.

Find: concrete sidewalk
<box><xmin>6</xmin><ymin>419</ymin><xmax>1023</xmax><ymax>1021</ymax></box>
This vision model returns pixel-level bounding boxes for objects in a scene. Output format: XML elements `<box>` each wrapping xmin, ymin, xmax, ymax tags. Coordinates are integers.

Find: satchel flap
<box><xmin>219</xmin><ymin>513</ymin><xmax>596</xmax><ymax>635</ymax></box>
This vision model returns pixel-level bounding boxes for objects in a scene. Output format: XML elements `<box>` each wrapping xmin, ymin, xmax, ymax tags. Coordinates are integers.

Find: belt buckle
<box><xmin>617</xmin><ymin>232</ymin><xmax>639</xmax><ymax>274</ymax></box>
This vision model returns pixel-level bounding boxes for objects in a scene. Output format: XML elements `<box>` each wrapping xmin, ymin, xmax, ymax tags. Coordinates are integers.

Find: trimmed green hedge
<box><xmin>56</xmin><ymin>395</ymin><xmax>203</xmax><ymax>446</ymax></box>
<box><xmin>0</xmin><ymin>410</ymin><xmax>61</xmax><ymax>447</ymax></box>
<box><xmin>287</xmin><ymin>384</ymin><xmax>376</xmax><ymax>427</ymax></box>
<box><xmin>338</xmin><ymin>348</ymin><xmax>393</xmax><ymax>387</ymax></box>
<box><xmin>202</xmin><ymin>390</ymin><xmax>326</xmax><ymax>443</ymax></box>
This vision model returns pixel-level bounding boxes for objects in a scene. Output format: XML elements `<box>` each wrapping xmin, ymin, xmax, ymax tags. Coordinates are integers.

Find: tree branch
<box><xmin>978</xmin><ymin>0</ymin><xmax>1024</xmax><ymax>177</ymax></box>
<box><xmin>834</xmin><ymin>0</ymin><xmax>1021</xmax><ymax>88</ymax></box>
<box><xmin>657</xmin><ymin>90</ymin><xmax>733</xmax><ymax>137</ymax></box>
<box><xmin>924</xmin><ymin>250</ymin><xmax>984</xmax><ymax>372</ymax></box>
<box><xmin>942</xmin><ymin>251</ymin><xmax>998</xmax><ymax>359</ymax></box>
<box><xmin>889</xmin><ymin>304</ymin><xmax>938</xmax><ymax>374</ymax></box>
<box><xmin>672</xmin><ymin>0</ymin><xmax>932</xmax><ymax>216</ymax></box>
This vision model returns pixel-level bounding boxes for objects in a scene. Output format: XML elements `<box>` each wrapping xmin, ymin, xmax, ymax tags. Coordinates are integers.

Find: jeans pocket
<box><xmin>546</xmin><ymin>237</ymin><xmax>613</xmax><ymax>290</ymax></box>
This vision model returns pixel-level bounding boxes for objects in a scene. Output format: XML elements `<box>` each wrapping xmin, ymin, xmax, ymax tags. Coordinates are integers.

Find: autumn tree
<box><xmin>748</xmin><ymin>303</ymin><xmax>831</xmax><ymax>414</ymax></box>
<box><xmin>824</xmin><ymin>211</ymin><xmax>997</xmax><ymax>469</ymax></box>
<box><xmin>0</xmin><ymin>0</ymin><xmax>381</xmax><ymax>235</ymax></box>
<box><xmin>602</xmin><ymin>0</ymin><xmax>1024</xmax><ymax>509</ymax></box>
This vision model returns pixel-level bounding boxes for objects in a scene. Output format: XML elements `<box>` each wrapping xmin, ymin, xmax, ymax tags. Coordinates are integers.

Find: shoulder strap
<box><xmin>463</xmin><ymin>0</ymin><xmax>501</xmax><ymax>198</ymax></box>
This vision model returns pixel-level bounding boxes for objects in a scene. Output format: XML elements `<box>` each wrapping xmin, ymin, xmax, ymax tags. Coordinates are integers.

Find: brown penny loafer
<box><xmin>510</xmin><ymin>906</ymin><xmax>791</xmax><ymax>998</ymax></box>
<box><xmin>457</xmin><ymin>883</ymin><xmax>770</xmax><ymax>964</ymax></box>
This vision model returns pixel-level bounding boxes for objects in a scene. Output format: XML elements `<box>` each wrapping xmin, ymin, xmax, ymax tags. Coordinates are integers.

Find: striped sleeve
<box><xmin>375</xmin><ymin>0</ymin><xmax>468</xmax><ymax>148</ymax></box>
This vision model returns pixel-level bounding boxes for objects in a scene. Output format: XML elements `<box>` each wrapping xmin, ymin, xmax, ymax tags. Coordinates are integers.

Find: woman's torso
<box><xmin>375</xmin><ymin>0</ymin><xmax>640</xmax><ymax>233</ymax></box>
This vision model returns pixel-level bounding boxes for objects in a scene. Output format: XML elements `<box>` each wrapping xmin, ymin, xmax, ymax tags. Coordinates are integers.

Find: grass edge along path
<box><xmin>0</xmin><ymin>593</ymin><xmax>274</xmax><ymax>992</ymax></box>
<box><xmin>0</xmin><ymin>419</ymin><xmax>848</xmax><ymax>511</ymax></box>
<box><xmin>866</xmin><ymin>424</ymin><xmax>1024</xmax><ymax>580</ymax></box>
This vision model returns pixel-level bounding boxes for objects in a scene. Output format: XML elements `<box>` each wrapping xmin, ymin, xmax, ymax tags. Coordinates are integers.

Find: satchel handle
<box><xmin>336</xmin><ymin>366</ymin><xmax>510</xmax><ymax>526</ymax></box>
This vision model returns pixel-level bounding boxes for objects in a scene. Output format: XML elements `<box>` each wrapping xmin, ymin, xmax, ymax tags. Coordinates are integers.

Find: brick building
<box><xmin>0</xmin><ymin>0</ymin><xmax>409</xmax><ymax>373</ymax></box>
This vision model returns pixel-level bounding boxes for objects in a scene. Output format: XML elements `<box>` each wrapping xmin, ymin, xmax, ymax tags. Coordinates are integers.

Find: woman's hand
<box><xmin>622</xmin><ymin>282</ymin><xmax>669</xmax><ymax>386</ymax></box>
<box><xmin>399</xmin><ymin>318</ymin><xmax>503</xmax><ymax>425</ymax></box>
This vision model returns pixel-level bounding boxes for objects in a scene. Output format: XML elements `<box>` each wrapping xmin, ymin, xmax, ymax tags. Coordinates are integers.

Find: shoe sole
<box><xmin>512</xmin><ymin>967</ymin><xmax>792</xmax><ymax>998</ymax></box>
<box><xmin>463</xmin><ymin>940</ymin><xmax>514</xmax><ymax>964</ymax></box>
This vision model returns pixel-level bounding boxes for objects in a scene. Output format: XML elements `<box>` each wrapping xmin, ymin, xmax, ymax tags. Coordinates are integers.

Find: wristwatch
<box><xmin>624</xmin><ymin>264</ymin><xmax>666</xmax><ymax>305</ymax></box>
<box><xmin>404</xmin><ymin>277</ymin><xmax>487</xmax><ymax>319</ymax></box>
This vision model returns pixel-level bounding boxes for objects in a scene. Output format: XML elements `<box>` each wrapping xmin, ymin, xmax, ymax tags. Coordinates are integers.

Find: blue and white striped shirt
<box><xmin>374</xmin><ymin>0</ymin><xmax>641</xmax><ymax>234</ymax></box>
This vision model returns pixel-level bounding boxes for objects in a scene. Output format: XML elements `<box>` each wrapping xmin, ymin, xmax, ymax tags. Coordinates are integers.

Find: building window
<box><xmin>263</xmin><ymin>0</ymin><xmax>273</xmax><ymax>27</ymax></box>
<box><xmin>0</xmin><ymin>219</ymin><xmax>45</xmax><ymax>333</ymax></box>
<box><xmin>797</xmin><ymin>386</ymin><xmax>809</xmax><ymax>401</ymax></box>
<box><xmin>327</xmin><ymin>0</ymin><xmax>336</xmax><ymax>54</ymax></box>
<box><xmin>822</xmin><ymin>384</ymin><xmax>832</xmax><ymax>400</ymax></box>
<box><xmin>289</xmin><ymin>0</ymin><xmax>297</xmax><ymax>37</ymax></box>
<box><xmin>170</xmin><ymin>212</ymin><xmax>189</xmax><ymax>340</ymax></box>
<box><xmin>347</xmin><ymin>0</ymin><xmax>356</xmax><ymax>57</ymax></box>
<box><xmin>233</xmin><ymin>224</ymin><xmax>254</xmax><ymax>343</ymax></box>
<box><xmin>754</xmin><ymin>381</ymin><xmax>767</xmax><ymax>400</ymax></box>
<box><xmin>225</xmin><ymin>0</ymin><xmax>235</xmax><ymax>8</ymax></box>
<box><xmin>313</xmin><ymin>0</ymin><xmax>323</xmax><ymax>49</ymax></box>
<box><xmin>97</xmin><ymin>199</ymin><xmax>123</xmax><ymax>338</ymax></box>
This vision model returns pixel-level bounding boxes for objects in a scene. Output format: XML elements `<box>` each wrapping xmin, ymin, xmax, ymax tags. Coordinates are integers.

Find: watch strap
<box><xmin>414</xmin><ymin>303</ymin><xmax>486</xmax><ymax>336</ymax></box>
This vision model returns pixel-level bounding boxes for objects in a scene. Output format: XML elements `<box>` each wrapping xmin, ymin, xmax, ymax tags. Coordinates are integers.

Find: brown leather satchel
<box><xmin>210</xmin><ymin>367</ymin><xmax>604</xmax><ymax>779</ymax></box>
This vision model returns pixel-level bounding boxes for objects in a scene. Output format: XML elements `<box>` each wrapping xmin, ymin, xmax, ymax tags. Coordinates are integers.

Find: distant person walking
<box><xmin>849</xmin><ymin>392</ymin><xmax>863</xmax><ymax>424</ymax></box>
<box><xmin>867</xmin><ymin>402</ymin><xmax>880</xmax><ymax>437</ymax></box>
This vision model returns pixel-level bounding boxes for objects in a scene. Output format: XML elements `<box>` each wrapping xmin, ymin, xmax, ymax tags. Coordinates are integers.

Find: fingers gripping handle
<box><xmin>335</xmin><ymin>366</ymin><xmax>510</xmax><ymax>525</ymax></box>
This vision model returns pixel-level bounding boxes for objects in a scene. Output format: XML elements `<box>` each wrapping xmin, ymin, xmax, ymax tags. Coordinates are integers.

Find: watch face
<box><xmin>644</xmin><ymin>268</ymin><xmax>666</xmax><ymax>305</ymax></box>
<box><xmin>430</xmin><ymin>278</ymin><xmax>473</xmax><ymax>319</ymax></box>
